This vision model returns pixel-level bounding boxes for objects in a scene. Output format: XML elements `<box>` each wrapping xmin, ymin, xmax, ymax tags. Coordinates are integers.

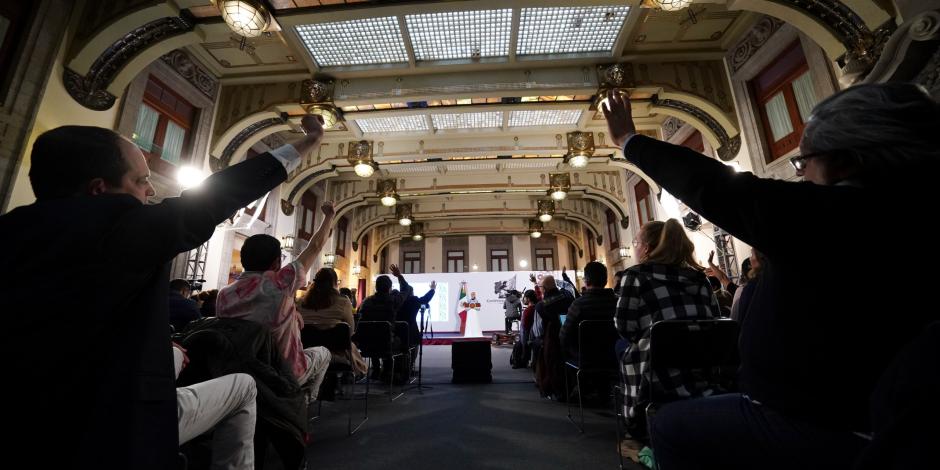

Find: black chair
<box><xmin>354</xmin><ymin>321</ymin><xmax>407</xmax><ymax>401</ymax></box>
<box><xmin>614</xmin><ymin>319</ymin><xmax>739</xmax><ymax>469</ymax></box>
<box><xmin>300</xmin><ymin>322</ymin><xmax>367</xmax><ymax>435</ymax></box>
<box><xmin>563</xmin><ymin>319</ymin><xmax>619</xmax><ymax>432</ymax></box>
<box><xmin>393</xmin><ymin>321</ymin><xmax>418</xmax><ymax>386</ymax></box>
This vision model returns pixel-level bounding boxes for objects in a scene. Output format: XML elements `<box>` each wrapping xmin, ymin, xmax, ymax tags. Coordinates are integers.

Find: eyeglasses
<box><xmin>789</xmin><ymin>151</ymin><xmax>827</xmax><ymax>172</ymax></box>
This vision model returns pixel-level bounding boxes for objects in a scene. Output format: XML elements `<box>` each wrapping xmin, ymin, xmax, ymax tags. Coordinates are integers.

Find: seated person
<box><xmin>216</xmin><ymin>201</ymin><xmax>335</xmax><ymax>402</ymax></box>
<box><xmin>391</xmin><ymin>263</ymin><xmax>436</xmax><ymax>348</ymax></box>
<box><xmin>298</xmin><ymin>268</ymin><xmax>367</xmax><ymax>375</ymax></box>
<box><xmin>356</xmin><ymin>269</ymin><xmax>407</xmax><ymax>380</ymax></box>
<box><xmin>173</xmin><ymin>343</ymin><xmax>257</xmax><ymax>470</ymax></box>
<box><xmin>561</xmin><ymin>261</ymin><xmax>618</xmax><ymax>364</ymax></box>
<box><xmin>616</xmin><ymin>219</ymin><xmax>720</xmax><ymax>438</ymax></box>
<box><xmin>169</xmin><ymin>278</ymin><xmax>202</xmax><ymax>333</ymax></box>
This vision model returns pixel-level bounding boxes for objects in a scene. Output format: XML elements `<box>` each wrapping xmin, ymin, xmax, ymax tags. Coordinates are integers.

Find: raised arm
<box><xmin>603</xmin><ymin>89</ymin><xmax>840</xmax><ymax>259</ymax></box>
<box><xmin>110</xmin><ymin>115</ymin><xmax>326</xmax><ymax>264</ymax></box>
<box><xmin>389</xmin><ymin>264</ymin><xmax>411</xmax><ymax>294</ymax></box>
<box><xmin>296</xmin><ymin>201</ymin><xmax>335</xmax><ymax>272</ymax></box>
<box><xmin>418</xmin><ymin>280</ymin><xmax>436</xmax><ymax>303</ymax></box>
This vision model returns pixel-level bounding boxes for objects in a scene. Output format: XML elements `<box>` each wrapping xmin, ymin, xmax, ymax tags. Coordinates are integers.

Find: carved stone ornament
<box><xmin>348</xmin><ymin>140</ymin><xmax>372</xmax><ymax>159</ymax></box>
<box><xmin>730</xmin><ymin>16</ymin><xmax>785</xmax><ymax>73</ymax></box>
<box><xmin>64</xmin><ymin>16</ymin><xmax>195</xmax><ymax>110</ymax></box>
<box><xmin>596</xmin><ymin>235</ymin><xmax>604</xmax><ymax>246</ymax></box>
<box><xmin>160</xmin><ymin>49</ymin><xmax>218</xmax><ymax>98</ymax></box>
<box><xmin>300</xmin><ymin>79</ymin><xmax>333</xmax><ymax>104</ymax></box>
<box><xmin>280</xmin><ymin>199</ymin><xmax>294</xmax><ymax>216</ymax></box>
<box><xmin>620</xmin><ymin>216</ymin><xmax>630</xmax><ymax>230</ymax></box>
<box><xmin>661</xmin><ymin>116</ymin><xmax>684</xmax><ymax>141</ymax></box>
<box><xmin>352</xmin><ymin>241</ymin><xmax>359</xmax><ymax>251</ymax></box>
<box><xmin>601</xmin><ymin>63</ymin><xmax>635</xmax><ymax>88</ymax></box>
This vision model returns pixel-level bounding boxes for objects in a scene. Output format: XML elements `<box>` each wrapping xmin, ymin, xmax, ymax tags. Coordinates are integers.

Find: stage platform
<box><xmin>422</xmin><ymin>331</ymin><xmax>518</xmax><ymax>346</ymax></box>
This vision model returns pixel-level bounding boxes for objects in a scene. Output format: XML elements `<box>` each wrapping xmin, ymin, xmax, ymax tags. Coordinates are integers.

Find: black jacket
<box><xmin>560</xmin><ymin>288</ymin><xmax>617</xmax><ymax>362</ymax></box>
<box><xmin>394</xmin><ymin>273</ymin><xmax>435</xmax><ymax>346</ymax></box>
<box><xmin>0</xmin><ymin>153</ymin><xmax>287</xmax><ymax>469</ymax></box>
<box><xmin>623</xmin><ymin>134</ymin><xmax>938</xmax><ymax>432</ymax></box>
<box><xmin>169</xmin><ymin>291</ymin><xmax>202</xmax><ymax>332</ymax></box>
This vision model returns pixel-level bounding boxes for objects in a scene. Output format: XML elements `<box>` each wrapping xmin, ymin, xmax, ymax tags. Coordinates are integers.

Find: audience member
<box><xmin>0</xmin><ymin>114</ymin><xmax>323</xmax><ymax>467</ymax></box>
<box><xmin>173</xmin><ymin>343</ymin><xmax>256</xmax><ymax>469</ymax></box>
<box><xmin>730</xmin><ymin>250</ymin><xmax>764</xmax><ymax>324</ymax></box>
<box><xmin>356</xmin><ymin>267</ymin><xmax>408</xmax><ymax>380</ymax></box>
<box><xmin>616</xmin><ymin>219</ymin><xmax>720</xmax><ymax>439</ymax></box>
<box><xmin>216</xmin><ymin>200</ymin><xmax>336</xmax><ymax>402</ymax></box>
<box><xmin>533</xmin><ymin>275</ymin><xmax>574</xmax><ymax>399</ymax></box>
<box><xmin>199</xmin><ymin>289</ymin><xmax>219</xmax><ymax>317</ymax></box>
<box><xmin>603</xmin><ymin>83</ymin><xmax>940</xmax><ymax>468</ymax></box>
<box><xmin>169</xmin><ymin>278</ymin><xmax>202</xmax><ymax>333</ymax></box>
<box><xmin>561</xmin><ymin>261</ymin><xmax>617</xmax><ymax>364</ymax></box>
<box><xmin>519</xmin><ymin>289</ymin><xmax>539</xmax><ymax>368</ymax></box>
<box><xmin>299</xmin><ymin>268</ymin><xmax>367</xmax><ymax>374</ymax></box>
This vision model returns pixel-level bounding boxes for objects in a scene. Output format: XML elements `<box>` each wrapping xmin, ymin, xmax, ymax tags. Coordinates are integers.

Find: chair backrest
<box><xmin>576</xmin><ymin>319</ymin><xmax>619</xmax><ymax>369</ymax></box>
<box><xmin>394</xmin><ymin>321</ymin><xmax>411</xmax><ymax>347</ymax></box>
<box><xmin>647</xmin><ymin>319</ymin><xmax>740</xmax><ymax>385</ymax></box>
<box><xmin>300</xmin><ymin>322</ymin><xmax>351</xmax><ymax>353</ymax></box>
<box><xmin>354</xmin><ymin>321</ymin><xmax>393</xmax><ymax>357</ymax></box>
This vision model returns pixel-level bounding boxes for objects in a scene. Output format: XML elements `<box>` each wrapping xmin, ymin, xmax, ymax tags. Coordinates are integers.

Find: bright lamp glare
<box><xmin>354</xmin><ymin>162</ymin><xmax>375</xmax><ymax>177</ymax></box>
<box><xmin>538</xmin><ymin>213</ymin><xmax>553</xmax><ymax>222</ymax></box>
<box><xmin>412</xmin><ymin>234</ymin><xmax>423</xmax><ymax>241</ymax></box>
<box><xmin>380</xmin><ymin>196</ymin><xmax>398</xmax><ymax>206</ymax></box>
<box><xmin>530</xmin><ymin>231</ymin><xmax>541</xmax><ymax>238</ymax></box>
<box><xmin>399</xmin><ymin>218</ymin><xmax>412</xmax><ymax>226</ymax></box>
<box><xmin>177</xmin><ymin>166</ymin><xmax>207</xmax><ymax>189</ymax></box>
<box><xmin>550</xmin><ymin>190</ymin><xmax>567</xmax><ymax>201</ymax></box>
<box><xmin>568</xmin><ymin>154</ymin><xmax>589</xmax><ymax>168</ymax></box>
<box><xmin>519</xmin><ymin>259</ymin><xmax>529</xmax><ymax>267</ymax></box>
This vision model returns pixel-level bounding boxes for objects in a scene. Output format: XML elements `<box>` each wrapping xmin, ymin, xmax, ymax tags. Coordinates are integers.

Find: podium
<box><xmin>451</xmin><ymin>339</ymin><xmax>492</xmax><ymax>383</ymax></box>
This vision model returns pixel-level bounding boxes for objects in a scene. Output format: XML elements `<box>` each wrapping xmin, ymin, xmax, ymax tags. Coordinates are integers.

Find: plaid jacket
<box><xmin>616</xmin><ymin>262</ymin><xmax>721</xmax><ymax>419</ymax></box>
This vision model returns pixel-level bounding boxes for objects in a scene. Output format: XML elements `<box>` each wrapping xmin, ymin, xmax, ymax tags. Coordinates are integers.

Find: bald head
<box><xmin>540</xmin><ymin>275</ymin><xmax>556</xmax><ymax>291</ymax></box>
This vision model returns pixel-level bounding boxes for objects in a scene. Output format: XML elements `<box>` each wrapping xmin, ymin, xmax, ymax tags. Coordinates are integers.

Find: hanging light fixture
<box><xmin>218</xmin><ymin>0</ymin><xmax>271</xmax><ymax>49</ymax></box>
<box><xmin>409</xmin><ymin>222</ymin><xmax>425</xmax><ymax>241</ymax></box>
<box><xmin>537</xmin><ymin>200</ymin><xmax>555</xmax><ymax>223</ymax></box>
<box><xmin>648</xmin><ymin>0</ymin><xmax>691</xmax><ymax>12</ymax></box>
<box><xmin>619</xmin><ymin>246</ymin><xmax>631</xmax><ymax>259</ymax></box>
<box><xmin>281</xmin><ymin>235</ymin><xmax>295</xmax><ymax>251</ymax></box>
<box><xmin>529</xmin><ymin>220</ymin><xmax>543</xmax><ymax>238</ymax></box>
<box><xmin>352</xmin><ymin>265</ymin><xmax>362</xmax><ymax>276</ymax></box>
<box><xmin>397</xmin><ymin>204</ymin><xmax>413</xmax><ymax>226</ymax></box>
<box><xmin>564</xmin><ymin>131</ymin><xmax>594</xmax><ymax>168</ymax></box>
<box><xmin>377</xmin><ymin>179</ymin><xmax>399</xmax><ymax>207</ymax></box>
<box><xmin>347</xmin><ymin>140</ymin><xmax>376</xmax><ymax>177</ymax></box>
<box><xmin>323</xmin><ymin>253</ymin><xmax>336</xmax><ymax>267</ymax></box>
<box><xmin>548</xmin><ymin>173</ymin><xmax>571</xmax><ymax>201</ymax></box>
<box><xmin>299</xmin><ymin>79</ymin><xmax>341</xmax><ymax>130</ymax></box>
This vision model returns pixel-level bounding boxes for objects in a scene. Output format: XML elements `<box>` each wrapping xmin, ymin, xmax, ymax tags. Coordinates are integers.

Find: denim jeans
<box><xmin>650</xmin><ymin>394</ymin><xmax>868</xmax><ymax>470</ymax></box>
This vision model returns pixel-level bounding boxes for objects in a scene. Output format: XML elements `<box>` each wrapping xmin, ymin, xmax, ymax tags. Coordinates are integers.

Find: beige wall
<box><xmin>424</xmin><ymin>236</ymin><xmax>443</xmax><ymax>273</ymax></box>
<box><xmin>5</xmin><ymin>26</ymin><xmax>120</xmax><ymax>212</ymax></box>
<box><xmin>468</xmin><ymin>235</ymin><xmax>486</xmax><ymax>271</ymax></box>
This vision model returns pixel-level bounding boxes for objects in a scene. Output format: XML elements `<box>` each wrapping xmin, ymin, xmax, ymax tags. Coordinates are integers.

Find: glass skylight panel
<box><xmin>295</xmin><ymin>17</ymin><xmax>409</xmax><ymax>67</ymax></box>
<box><xmin>509</xmin><ymin>110</ymin><xmax>583</xmax><ymax>127</ymax></box>
<box><xmin>356</xmin><ymin>115</ymin><xmax>429</xmax><ymax>133</ymax></box>
<box><xmin>405</xmin><ymin>9</ymin><xmax>512</xmax><ymax>61</ymax></box>
<box><xmin>517</xmin><ymin>6</ymin><xmax>630</xmax><ymax>55</ymax></box>
<box><xmin>431</xmin><ymin>111</ymin><xmax>503</xmax><ymax>130</ymax></box>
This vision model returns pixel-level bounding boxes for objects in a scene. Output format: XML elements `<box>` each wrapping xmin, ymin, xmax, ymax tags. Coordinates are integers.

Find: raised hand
<box><xmin>430</xmin><ymin>280</ymin><xmax>437</xmax><ymax>290</ymax></box>
<box><xmin>601</xmin><ymin>89</ymin><xmax>636</xmax><ymax>149</ymax></box>
<box><xmin>529</xmin><ymin>273</ymin><xmax>537</xmax><ymax>283</ymax></box>
<box><xmin>320</xmin><ymin>200</ymin><xmax>335</xmax><ymax>217</ymax></box>
<box><xmin>301</xmin><ymin>114</ymin><xmax>325</xmax><ymax>141</ymax></box>
<box><xmin>389</xmin><ymin>264</ymin><xmax>401</xmax><ymax>277</ymax></box>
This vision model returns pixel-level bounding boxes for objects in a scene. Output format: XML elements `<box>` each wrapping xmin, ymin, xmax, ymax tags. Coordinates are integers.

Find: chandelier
<box><xmin>529</xmin><ymin>220</ymin><xmax>543</xmax><ymax>238</ymax></box>
<box><xmin>537</xmin><ymin>200</ymin><xmax>555</xmax><ymax>223</ymax></box>
<box><xmin>347</xmin><ymin>140</ymin><xmax>376</xmax><ymax>178</ymax></box>
<box><xmin>564</xmin><ymin>131</ymin><xmax>594</xmax><ymax>168</ymax></box>
<box><xmin>548</xmin><ymin>173</ymin><xmax>571</xmax><ymax>201</ymax></box>
<box><xmin>377</xmin><ymin>179</ymin><xmax>399</xmax><ymax>207</ymax></box>
<box><xmin>396</xmin><ymin>204</ymin><xmax>413</xmax><ymax>226</ymax></box>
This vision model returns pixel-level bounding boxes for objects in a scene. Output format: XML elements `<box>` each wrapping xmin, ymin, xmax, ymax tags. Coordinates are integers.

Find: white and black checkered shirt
<box><xmin>616</xmin><ymin>262</ymin><xmax>721</xmax><ymax>419</ymax></box>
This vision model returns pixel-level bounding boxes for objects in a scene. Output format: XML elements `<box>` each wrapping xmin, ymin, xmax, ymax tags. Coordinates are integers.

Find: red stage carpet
<box><xmin>422</xmin><ymin>332</ymin><xmax>518</xmax><ymax>346</ymax></box>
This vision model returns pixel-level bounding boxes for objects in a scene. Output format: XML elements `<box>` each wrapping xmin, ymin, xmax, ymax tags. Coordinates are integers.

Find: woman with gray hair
<box><xmin>603</xmin><ymin>83</ymin><xmax>939</xmax><ymax>469</ymax></box>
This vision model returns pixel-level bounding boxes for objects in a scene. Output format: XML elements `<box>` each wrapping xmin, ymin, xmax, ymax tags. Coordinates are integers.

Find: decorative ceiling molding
<box><xmin>729</xmin><ymin>15</ymin><xmax>785</xmax><ymax>72</ymax></box>
<box><xmin>159</xmin><ymin>49</ymin><xmax>218</xmax><ymax>99</ymax></box>
<box><xmin>651</xmin><ymin>96</ymin><xmax>740</xmax><ymax>161</ymax></box>
<box><xmin>219</xmin><ymin>116</ymin><xmax>286</xmax><ymax>167</ymax></box>
<box><xmin>661</xmin><ymin>116</ymin><xmax>685</xmax><ymax>141</ymax></box>
<box><xmin>64</xmin><ymin>15</ymin><xmax>195</xmax><ymax>110</ymax></box>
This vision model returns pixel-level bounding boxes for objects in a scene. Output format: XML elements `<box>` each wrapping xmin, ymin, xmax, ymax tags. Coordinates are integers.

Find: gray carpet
<box><xmin>304</xmin><ymin>345</ymin><xmax>644</xmax><ymax>470</ymax></box>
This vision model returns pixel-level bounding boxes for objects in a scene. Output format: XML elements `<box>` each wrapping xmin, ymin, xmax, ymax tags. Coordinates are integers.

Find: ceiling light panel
<box><xmin>406</xmin><ymin>9</ymin><xmax>512</xmax><ymax>61</ymax></box>
<box><xmin>509</xmin><ymin>110</ymin><xmax>583</xmax><ymax>127</ymax></box>
<box><xmin>296</xmin><ymin>17</ymin><xmax>409</xmax><ymax>67</ymax></box>
<box><xmin>432</xmin><ymin>111</ymin><xmax>503</xmax><ymax>130</ymax></box>
<box><xmin>356</xmin><ymin>115</ymin><xmax>430</xmax><ymax>133</ymax></box>
<box><xmin>517</xmin><ymin>6</ymin><xmax>631</xmax><ymax>55</ymax></box>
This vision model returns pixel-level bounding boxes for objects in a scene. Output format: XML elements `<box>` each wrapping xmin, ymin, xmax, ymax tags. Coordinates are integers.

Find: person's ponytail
<box><xmin>645</xmin><ymin>218</ymin><xmax>702</xmax><ymax>270</ymax></box>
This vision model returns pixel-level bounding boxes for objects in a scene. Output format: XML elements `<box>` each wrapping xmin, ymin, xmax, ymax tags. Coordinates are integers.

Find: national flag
<box><xmin>456</xmin><ymin>281</ymin><xmax>469</xmax><ymax>335</ymax></box>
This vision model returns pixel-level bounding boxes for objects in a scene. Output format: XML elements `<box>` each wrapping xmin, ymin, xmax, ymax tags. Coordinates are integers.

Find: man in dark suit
<box><xmin>0</xmin><ymin>115</ymin><xmax>324</xmax><ymax>469</ymax></box>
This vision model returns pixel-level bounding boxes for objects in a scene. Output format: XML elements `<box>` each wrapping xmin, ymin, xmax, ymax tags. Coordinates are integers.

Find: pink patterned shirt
<box><xmin>217</xmin><ymin>260</ymin><xmax>308</xmax><ymax>379</ymax></box>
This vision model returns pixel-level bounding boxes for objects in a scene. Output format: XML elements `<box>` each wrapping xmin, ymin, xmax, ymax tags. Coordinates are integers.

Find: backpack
<box><xmin>510</xmin><ymin>340</ymin><xmax>526</xmax><ymax>369</ymax></box>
